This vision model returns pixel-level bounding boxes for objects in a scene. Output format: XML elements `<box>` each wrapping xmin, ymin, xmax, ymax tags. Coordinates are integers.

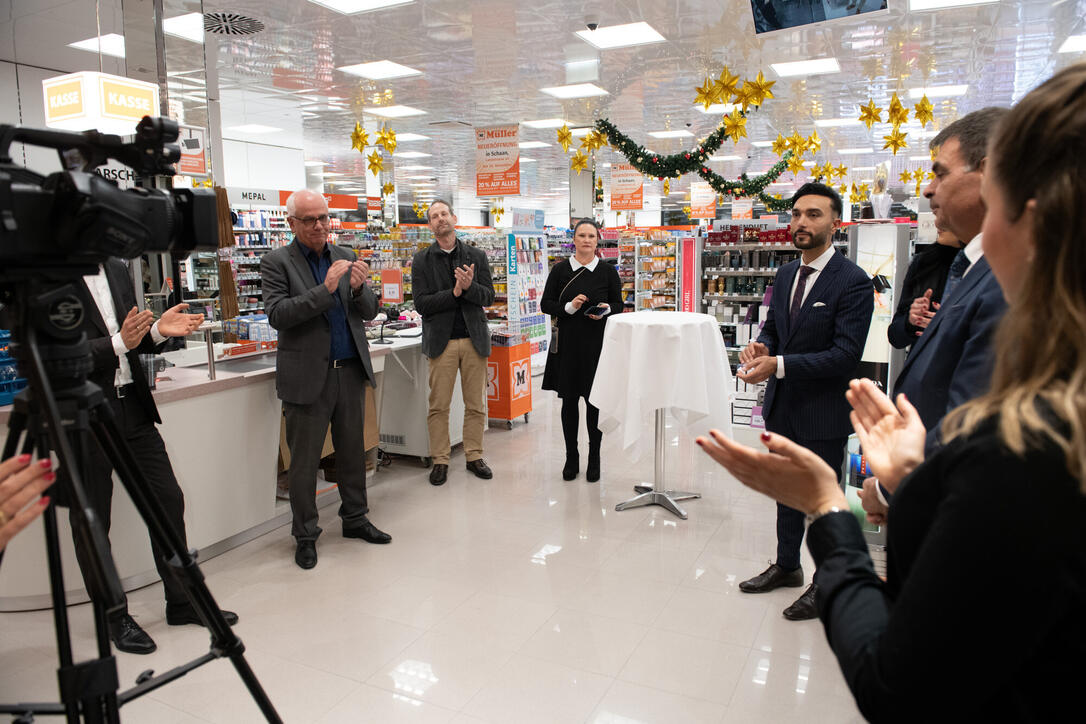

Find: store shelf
<box><xmin>703</xmin><ymin>294</ymin><xmax>764</xmax><ymax>302</ymax></box>
<box><xmin>704</xmin><ymin>269</ymin><xmax>779</xmax><ymax>277</ymax></box>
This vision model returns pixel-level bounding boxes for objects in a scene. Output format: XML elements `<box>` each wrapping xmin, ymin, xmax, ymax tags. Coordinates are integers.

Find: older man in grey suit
<box><xmin>262</xmin><ymin>189</ymin><xmax>390</xmax><ymax>569</ymax></box>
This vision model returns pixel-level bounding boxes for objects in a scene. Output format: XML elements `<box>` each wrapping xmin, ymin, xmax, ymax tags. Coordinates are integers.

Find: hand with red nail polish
<box><xmin>845</xmin><ymin>378</ymin><xmax>926</xmax><ymax>493</ymax></box>
<box><xmin>0</xmin><ymin>455</ymin><xmax>56</xmax><ymax>550</ymax></box>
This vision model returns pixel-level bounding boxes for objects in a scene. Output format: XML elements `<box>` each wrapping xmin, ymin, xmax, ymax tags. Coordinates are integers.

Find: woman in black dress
<box><xmin>541</xmin><ymin>219</ymin><xmax>623</xmax><ymax>482</ymax></box>
<box><xmin>886</xmin><ymin>227</ymin><xmax>961</xmax><ymax>349</ymax></box>
<box><xmin>698</xmin><ymin>64</ymin><xmax>1086</xmax><ymax>721</ymax></box>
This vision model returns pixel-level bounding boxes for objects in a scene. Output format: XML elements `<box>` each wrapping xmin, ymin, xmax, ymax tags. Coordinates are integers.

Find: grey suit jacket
<box><xmin>411</xmin><ymin>239</ymin><xmax>495</xmax><ymax>359</ymax></box>
<box><xmin>261</xmin><ymin>239</ymin><xmax>379</xmax><ymax>405</ymax></box>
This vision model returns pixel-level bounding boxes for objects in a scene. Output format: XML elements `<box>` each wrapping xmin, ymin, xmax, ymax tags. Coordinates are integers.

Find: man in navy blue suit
<box><xmin>735</xmin><ymin>183</ymin><xmax>873</xmax><ymax>620</ymax></box>
<box><xmin>893</xmin><ymin>108</ymin><xmax>1009</xmax><ymax>455</ymax></box>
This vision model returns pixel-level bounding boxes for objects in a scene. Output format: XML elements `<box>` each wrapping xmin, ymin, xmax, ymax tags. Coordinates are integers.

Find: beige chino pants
<box><xmin>427</xmin><ymin>338</ymin><xmax>487</xmax><ymax>465</ymax></box>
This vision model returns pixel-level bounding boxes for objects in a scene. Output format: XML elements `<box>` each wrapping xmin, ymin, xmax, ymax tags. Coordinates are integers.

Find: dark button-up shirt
<box><xmin>297</xmin><ymin>239</ymin><xmax>357</xmax><ymax>362</ymax></box>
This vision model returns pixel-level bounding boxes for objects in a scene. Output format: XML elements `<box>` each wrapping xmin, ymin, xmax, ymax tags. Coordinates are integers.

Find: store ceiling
<box><xmin>4</xmin><ymin>0</ymin><xmax>1086</xmax><ymax>213</ymax></box>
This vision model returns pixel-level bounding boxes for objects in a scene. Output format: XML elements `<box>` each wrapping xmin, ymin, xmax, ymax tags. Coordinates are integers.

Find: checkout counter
<box><xmin>0</xmin><ymin>331</ymin><xmax>464</xmax><ymax>611</ymax></box>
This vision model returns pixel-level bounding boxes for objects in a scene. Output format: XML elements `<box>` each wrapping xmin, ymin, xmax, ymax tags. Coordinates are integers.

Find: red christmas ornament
<box><xmin>685</xmin><ymin>154</ymin><xmax>691</xmax><ymax>159</ymax></box>
<box><xmin>702</xmin><ymin>167</ymin><xmax>709</xmax><ymax>173</ymax></box>
<box><xmin>653</xmin><ymin>157</ymin><xmax>659</xmax><ymax>162</ymax></box>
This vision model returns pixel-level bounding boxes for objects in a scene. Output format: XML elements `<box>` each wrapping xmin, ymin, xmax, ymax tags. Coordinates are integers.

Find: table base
<box><xmin>616</xmin><ymin>485</ymin><xmax>701</xmax><ymax>520</ymax></box>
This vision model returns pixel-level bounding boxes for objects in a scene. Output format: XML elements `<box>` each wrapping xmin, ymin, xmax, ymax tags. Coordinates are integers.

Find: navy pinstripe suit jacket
<box><xmin>757</xmin><ymin>250</ymin><xmax>874</xmax><ymax>440</ymax></box>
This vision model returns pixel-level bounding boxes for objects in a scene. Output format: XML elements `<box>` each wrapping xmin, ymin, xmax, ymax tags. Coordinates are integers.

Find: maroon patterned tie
<box><xmin>789</xmin><ymin>266</ymin><xmax>816</xmax><ymax>325</ymax></box>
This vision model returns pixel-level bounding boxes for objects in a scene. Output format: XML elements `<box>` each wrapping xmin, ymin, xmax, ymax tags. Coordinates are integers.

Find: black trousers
<box><xmin>560</xmin><ymin>395</ymin><xmax>602</xmax><ymax>455</ymax></box>
<box><xmin>283</xmin><ymin>364</ymin><xmax>369</xmax><ymax>542</ymax></box>
<box><xmin>72</xmin><ymin>392</ymin><xmax>189</xmax><ymax>614</ymax></box>
<box><xmin>766</xmin><ymin>412</ymin><xmax>847</xmax><ymax>572</ymax></box>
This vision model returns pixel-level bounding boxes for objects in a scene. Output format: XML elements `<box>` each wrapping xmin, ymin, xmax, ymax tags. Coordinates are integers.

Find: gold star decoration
<box><xmin>556</xmin><ymin>124</ymin><xmax>573</xmax><ymax>153</ymax></box>
<box><xmin>381</xmin><ymin>182</ymin><xmax>395</xmax><ymax>196</ymax></box>
<box><xmin>771</xmin><ymin>133</ymin><xmax>789</xmax><ymax>156</ymax></box>
<box><xmin>746</xmin><ymin>71</ymin><xmax>776</xmax><ymax>106</ymax></box>
<box><xmin>786</xmin><ymin>131</ymin><xmax>807</xmax><ymax>154</ymax></box>
<box><xmin>912</xmin><ymin>168</ymin><xmax>928</xmax><ymax>183</ymax></box>
<box><xmin>491</xmin><ymin>206</ymin><xmax>504</xmax><ymax>223</ymax></box>
<box><xmin>581</xmin><ymin>129</ymin><xmax>607</xmax><ymax>152</ymax></box>
<box><xmin>787</xmin><ymin>153</ymin><xmax>807</xmax><ymax>176</ymax></box>
<box><xmin>570</xmin><ymin>150</ymin><xmax>589</xmax><ymax>175</ymax></box>
<box><xmin>913</xmin><ymin>95</ymin><xmax>935</xmax><ymax>128</ymax></box>
<box><xmin>694</xmin><ymin>76</ymin><xmax>719</xmax><ymax>109</ymax></box>
<box><xmin>723</xmin><ymin>113</ymin><xmax>748</xmax><ymax>142</ymax></box>
<box><xmin>858</xmin><ymin>99</ymin><xmax>883</xmax><ymax>130</ymax></box>
<box><xmin>899</xmin><ymin>170</ymin><xmax>914</xmax><ymax>185</ymax></box>
<box><xmin>663</xmin><ymin>178</ymin><xmax>670</xmax><ymax>195</ymax></box>
<box><xmin>350</xmin><ymin>122</ymin><xmax>369</xmax><ymax>152</ymax></box>
<box><xmin>806</xmin><ymin>130</ymin><xmax>822</xmax><ymax>154</ymax></box>
<box><xmin>837</xmin><ymin>183</ymin><xmax>849</xmax><ymax>195</ymax></box>
<box><xmin>376</xmin><ymin>125</ymin><xmax>397</xmax><ymax>154</ymax></box>
<box><xmin>820</xmin><ymin>162</ymin><xmax>836</xmax><ymax>180</ymax></box>
<box><xmin>682</xmin><ymin>205</ymin><xmax>693</xmax><ymax>216</ymax></box>
<box><xmin>834</xmin><ymin>164</ymin><xmax>848</xmax><ymax>179</ymax></box>
<box><xmin>857</xmin><ymin>182</ymin><xmax>870</xmax><ymax>199</ymax></box>
<box><xmin>887</xmin><ymin>92</ymin><xmax>910</xmax><ymax>127</ymax></box>
<box><xmin>732</xmin><ymin>83</ymin><xmax>756</xmax><ymax>111</ymax></box>
<box><xmin>882</xmin><ymin>126</ymin><xmax>908</xmax><ymax>155</ymax></box>
<box><xmin>714</xmin><ymin>65</ymin><xmax>741</xmax><ymax>103</ymax></box>
<box><xmin>366</xmin><ymin>150</ymin><xmax>385</xmax><ymax>175</ymax></box>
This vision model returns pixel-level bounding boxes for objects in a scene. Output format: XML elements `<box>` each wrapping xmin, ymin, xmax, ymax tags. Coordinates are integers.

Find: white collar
<box><xmin>801</xmin><ymin>243</ymin><xmax>836</xmax><ymax>272</ymax></box>
<box><xmin>570</xmin><ymin>255</ymin><xmax>599</xmax><ymax>272</ymax></box>
<box><xmin>963</xmin><ymin>233</ymin><xmax>984</xmax><ymax>264</ymax></box>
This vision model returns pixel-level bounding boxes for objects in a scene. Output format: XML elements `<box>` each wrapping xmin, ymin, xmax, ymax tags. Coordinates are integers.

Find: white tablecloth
<box><xmin>589</xmin><ymin>311</ymin><xmax>733</xmax><ymax>454</ymax></box>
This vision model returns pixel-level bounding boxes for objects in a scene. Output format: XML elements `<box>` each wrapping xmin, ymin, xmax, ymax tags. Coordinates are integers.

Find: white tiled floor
<box><xmin>0</xmin><ymin>378</ymin><xmax>865</xmax><ymax>723</ymax></box>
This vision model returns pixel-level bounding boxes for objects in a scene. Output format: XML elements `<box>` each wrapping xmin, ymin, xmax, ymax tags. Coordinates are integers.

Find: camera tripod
<box><xmin>0</xmin><ymin>275</ymin><xmax>281</xmax><ymax>723</ymax></box>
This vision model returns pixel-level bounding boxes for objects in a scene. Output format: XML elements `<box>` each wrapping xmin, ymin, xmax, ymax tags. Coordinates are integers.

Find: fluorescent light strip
<box><xmin>909</xmin><ymin>155</ymin><xmax>933</xmax><ymax>161</ymax></box>
<box><xmin>363</xmin><ymin>104</ymin><xmax>426</xmax><ymax>117</ymax></box>
<box><xmin>770</xmin><ymin>57</ymin><xmax>840</xmax><ymax>77</ymax></box>
<box><xmin>648</xmin><ymin>130</ymin><xmax>694</xmax><ymax>138</ymax></box>
<box><xmin>540</xmin><ymin>83</ymin><xmax>608</xmax><ymax>99</ymax></box>
<box><xmin>575</xmin><ymin>22</ymin><xmax>665</xmax><ymax>49</ymax></box>
<box><xmin>396</xmin><ymin>151</ymin><xmax>432</xmax><ymax>158</ymax></box>
<box><xmin>1059</xmin><ymin>34</ymin><xmax>1086</xmax><ymax>53</ymax></box>
<box><xmin>519</xmin><ymin>157</ymin><xmax>537</xmax><ymax>163</ymax></box>
<box><xmin>396</xmin><ymin>164</ymin><xmax>432</xmax><ymax>170</ymax></box>
<box><xmin>306</xmin><ymin>0</ymin><xmax>414</xmax><ymax>14</ymax></box>
<box><xmin>570</xmin><ymin>127</ymin><xmax>593</xmax><ymax>137</ymax></box>
<box><xmin>838</xmin><ymin>147</ymin><xmax>874</xmax><ymax>155</ymax></box>
<box><xmin>395</xmin><ymin>133</ymin><xmax>429</xmax><ymax>141</ymax></box>
<box><xmin>518</xmin><ymin>141</ymin><xmax>550</xmax><ymax>149</ymax></box>
<box><xmin>909</xmin><ymin>0</ymin><xmax>997</xmax><ymax>10</ymax></box>
<box><xmin>338</xmin><ymin>60</ymin><xmax>421</xmax><ymax>79</ymax></box>
<box><xmin>521</xmin><ymin>118</ymin><xmax>567</xmax><ymax>128</ymax></box>
<box><xmin>815</xmin><ymin>117</ymin><xmax>863</xmax><ymax>127</ymax></box>
<box><xmin>908</xmin><ymin>85</ymin><xmax>968</xmax><ymax>99</ymax></box>
<box><xmin>68</xmin><ymin>33</ymin><xmax>126</xmax><ymax>58</ymax></box>
<box><xmin>304</xmin><ymin>160</ymin><xmax>327</xmax><ymax>167</ymax></box>
<box><xmin>163</xmin><ymin>13</ymin><xmax>204</xmax><ymax>43</ymax></box>
<box><xmin>709</xmin><ymin>155</ymin><xmax>741</xmax><ymax>161</ymax></box>
<box><xmin>698</xmin><ymin>103</ymin><xmax>738</xmax><ymax>114</ymax></box>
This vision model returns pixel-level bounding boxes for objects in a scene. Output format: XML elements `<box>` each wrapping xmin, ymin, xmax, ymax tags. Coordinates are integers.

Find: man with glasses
<box><xmin>262</xmin><ymin>189</ymin><xmax>391</xmax><ymax>570</ymax></box>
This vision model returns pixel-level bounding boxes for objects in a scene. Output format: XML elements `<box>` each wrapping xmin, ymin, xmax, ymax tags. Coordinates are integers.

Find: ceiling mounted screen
<box><xmin>750</xmin><ymin>0</ymin><xmax>889</xmax><ymax>35</ymax></box>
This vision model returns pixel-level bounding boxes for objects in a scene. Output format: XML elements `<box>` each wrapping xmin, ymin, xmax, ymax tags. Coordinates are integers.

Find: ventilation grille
<box><xmin>204</xmin><ymin>12</ymin><xmax>265</xmax><ymax>35</ymax></box>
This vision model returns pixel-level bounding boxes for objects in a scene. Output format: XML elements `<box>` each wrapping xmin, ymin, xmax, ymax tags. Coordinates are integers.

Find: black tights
<box><xmin>561</xmin><ymin>395</ymin><xmax>601</xmax><ymax>455</ymax></box>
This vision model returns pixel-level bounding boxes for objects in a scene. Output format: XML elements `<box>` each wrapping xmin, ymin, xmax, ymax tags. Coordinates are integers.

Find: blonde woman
<box><xmin>698</xmin><ymin>63</ymin><xmax>1086</xmax><ymax>721</ymax></box>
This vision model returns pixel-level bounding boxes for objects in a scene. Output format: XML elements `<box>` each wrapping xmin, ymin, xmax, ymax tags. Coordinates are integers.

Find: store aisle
<box><xmin>0</xmin><ymin>378</ymin><xmax>863</xmax><ymax>723</ymax></box>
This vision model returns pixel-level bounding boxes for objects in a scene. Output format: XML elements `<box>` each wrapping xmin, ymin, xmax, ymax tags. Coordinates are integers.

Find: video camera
<box><xmin>0</xmin><ymin>115</ymin><xmax>218</xmax><ymax>276</ymax></box>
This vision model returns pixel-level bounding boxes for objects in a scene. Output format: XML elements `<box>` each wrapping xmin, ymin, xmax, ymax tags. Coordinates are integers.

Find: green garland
<box><xmin>594</xmin><ymin>117</ymin><xmax>794</xmax><ymax>213</ymax></box>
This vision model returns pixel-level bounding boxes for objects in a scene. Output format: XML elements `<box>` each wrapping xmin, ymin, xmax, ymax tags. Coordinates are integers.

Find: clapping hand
<box><xmin>120</xmin><ymin>307</ymin><xmax>155</xmax><ymax>350</ymax></box>
<box><xmin>857</xmin><ymin>476</ymin><xmax>889</xmax><ymax>526</ymax></box>
<box><xmin>846</xmin><ymin>379</ymin><xmax>926</xmax><ymax>493</ymax></box>
<box><xmin>157</xmin><ymin>303</ymin><xmax>204</xmax><ymax>338</ymax></box>
<box><xmin>908</xmin><ymin>289</ymin><xmax>937</xmax><ymax>334</ymax></box>
<box><xmin>738</xmin><ymin>341</ymin><xmax>769</xmax><ymax>365</ymax></box>
<box><xmin>324</xmin><ymin>259</ymin><xmax>353</xmax><ymax>294</ymax></box>
<box><xmin>697</xmin><ymin>429</ymin><xmax>847</xmax><ymax>515</ymax></box>
<box><xmin>349</xmin><ymin>260</ymin><xmax>370</xmax><ymax>290</ymax></box>
<box><xmin>453</xmin><ymin>263</ymin><xmax>475</xmax><ymax>296</ymax></box>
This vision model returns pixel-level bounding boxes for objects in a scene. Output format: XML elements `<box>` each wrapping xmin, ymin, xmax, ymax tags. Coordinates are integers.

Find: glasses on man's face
<box><xmin>291</xmin><ymin>214</ymin><xmax>330</xmax><ymax>228</ymax></box>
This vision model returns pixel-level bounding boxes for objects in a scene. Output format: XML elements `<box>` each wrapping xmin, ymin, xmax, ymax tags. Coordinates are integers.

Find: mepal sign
<box><xmin>43</xmin><ymin>71</ymin><xmax>160</xmax><ymax>136</ymax></box>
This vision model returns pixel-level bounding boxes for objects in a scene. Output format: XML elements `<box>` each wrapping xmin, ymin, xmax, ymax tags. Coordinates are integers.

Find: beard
<box><xmin>792</xmin><ymin>230</ymin><xmax>829</xmax><ymax>249</ymax></box>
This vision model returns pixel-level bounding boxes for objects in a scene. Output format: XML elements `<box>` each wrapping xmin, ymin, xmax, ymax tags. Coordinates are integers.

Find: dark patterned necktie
<box><xmin>789</xmin><ymin>266</ymin><xmax>816</xmax><ymax>325</ymax></box>
<box><xmin>942</xmin><ymin>249</ymin><xmax>971</xmax><ymax>302</ymax></box>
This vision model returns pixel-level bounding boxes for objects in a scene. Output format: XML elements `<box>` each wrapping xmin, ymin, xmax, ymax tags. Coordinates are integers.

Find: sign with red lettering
<box><xmin>610</xmin><ymin>164</ymin><xmax>643</xmax><ymax>210</ymax></box>
<box><xmin>690</xmin><ymin>182</ymin><xmax>717</xmax><ymax>219</ymax></box>
<box><xmin>680</xmin><ymin>237</ymin><xmax>696</xmax><ymax>312</ymax></box>
<box><xmin>475</xmin><ymin>124</ymin><xmax>520</xmax><ymax>197</ymax></box>
<box><xmin>177</xmin><ymin>125</ymin><xmax>208</xmax><ymax>177</ymax></box>
<box><xmin>381</xmin><ymin>268</ymin><xmax>404</xmax><ymax>303</ymax></box>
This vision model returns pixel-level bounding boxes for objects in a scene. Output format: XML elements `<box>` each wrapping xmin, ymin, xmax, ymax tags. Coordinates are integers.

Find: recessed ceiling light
<box><xmin>768</xmin><ymin>182</ymin><xmax>795</xmax><ymax>187</ymax></box>
<box><xmin>709</xmin><ymin>155</ymin><xmax>741</xmax><ymax>161</ymax></box>
<box><xmin>852</xmin><ymin>166</ymin><xmax>877</xmax><ymax>171</ymax></box>
<box><xmin>163</xmin><ymin>13</ymin><xmax>204</xmax><ymax>43</ymax></box>
<box><xmin>396</xmin><ymin>133</ymin><xmax>429</xmax><ymax>141</ymax></box>
<box><xmin>601</xmin><ymin>162</ymin><xmax>611</xmax><ymax>167</ymax></box>
<box><xmin>68</xmin><ymin>33</ymin><xmax>126</xmax><ymax>58</ymax></box>
<box><xmin>396</xmin><ymin>164</ymin><xmax>432</xmax><ymax>170</ymax></box>
<box><xmin>363</xmin><ymin>104</ymin><xmax>426</xmax><ymax>117</ymax></box>
<box><xmin>227</xmin><ymin>124</ymin><xmax>282</xmax><ymax>133</ymax></box>
<box><xmin>908</xmin><ymin>85</ymin><xmax>968</xmax><ymax>98</ymax></box>
<box><xmin>519</xmin><ymin>157</ymin><xmax>537</xmax><ymax>163</ymax></box>
<box><xmin>815</xmin><ymin>117</ymin><xmax>863</xmax><ymax>127</ymax></box>
<box><xmin>521</xmin><ymin>118</ymin><xmax>567</xmax><ymax>128</ymax></box>
<box><xmin>306</xmin><ymin>0</ymin><xmax>414</xmax><ymax>14</ymax></box>
<box><xmin>576</xmin><ymin>21</ymin><xmax>665</xmax><ymax>49</ymax></box>
<box><xmin>697</xmin><ymin>103</ymin><xmax>738</xmax><ymax>114</ymax></box>
<box><xmin>338</xmin><ymin>60</ymin><xmax>422</xmax><ymax>79</ymax></box>
<box><xmin>1058</xmin><ymin>34</ymin><xmax>1086</xmax><ymax>53</ymax></box>
<box><xmin>518</xmin><ymin>141</ymin><xmax>550</xmax><ymax>149</ymax></box>
<box><xmin>396</xmin><ymin>151</ymin><xmax>432</xmax><ymax>158</ymax></box>
<box><xmin>570</xmin><ymin>127</ymin><xmax>593</xmax><ymax>137</ymax></box>
<box><xmin>909</xmin><ymin>155</ymin><xmax>933</xmax><ymax>161</ymax></box>
<box><xmin>751</xmin><ymin>141</ymin><xmax>774</xmax><ymax>147</ymax></box>
<box><xmin>648</xmin><ymin>130</ymin><xmax>694</xmax><ymax>138</ymax></box>
<box><xmin>321</xmin><ymin>172</ymin><xmax>345</xmax><ymax>177</ymax></box>
<box><xmin>839</xmin><ymin>147</ymin><xmax>874</xmax><ymax>155</ymax></box>
<box><xmin>909</xmin><ymin>0</ymin><xmax>996</xmax><ymax>10</ymax></box>
<box><xmin>770</xmin><ymin>58</ymin><xmax>840</xmax><ymax>77</ymax></box>
<box><xmin>304</xmin><ymin>160</ymin><xmax>327</xmax><ymax>167</ymax></box>
<box><xmin>540</xmin><ymin>83</ymin><xmax>608</xmax><ymax>99</ymax></box>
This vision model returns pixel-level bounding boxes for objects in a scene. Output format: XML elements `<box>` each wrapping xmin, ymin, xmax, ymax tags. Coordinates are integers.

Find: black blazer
<box><xmin>411</xmin><ymin>240</ymin><xmax>495</xmax><ymax>359</ymax></box>
<box><xmin>887</xmin><ymin>242</ymin><xmax>960</xmax><ymax>349</ymax></box>
<box><xmin>757</xmin><ymin>250</ymin><xmax>874</xmax><ymax>440</ymax></box>
<box><xmin>78</xmin><ymin>258</ymin><xmax>162</xmax><ymax>423</ymax></box>
<box><xmin>807</xmin><ymin>416</ymin><xmax>1086</xmax><ymax>722</ymax></box>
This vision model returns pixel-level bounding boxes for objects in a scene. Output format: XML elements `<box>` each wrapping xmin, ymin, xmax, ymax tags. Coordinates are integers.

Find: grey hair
<box><xmin>929</xmin><ymin>107</ymin><xmax>1010</xmax><ymax>170</ymax></box>
<box><xmin>284</xmin><ymin>189</ymin><xmax>326</xmax><ymax>217</ymax></box>
<box><xmin>426</xmin><ymin>198</ymin><xmax>454</xmax><ymax>220</ymax></box>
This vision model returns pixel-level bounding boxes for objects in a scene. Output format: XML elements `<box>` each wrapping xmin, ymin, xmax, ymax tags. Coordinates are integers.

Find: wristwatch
<box><xmin>806</xmin><ymin>505</ymin><xmax>844</xmax><ymax>525</ymax></box>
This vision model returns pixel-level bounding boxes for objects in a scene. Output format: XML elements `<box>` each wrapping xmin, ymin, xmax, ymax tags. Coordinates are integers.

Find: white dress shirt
<box><xmin>776</xmin><ymin>243</ymin><xmax>837</xmax><ymax>378</ymax></box>
<box><xmin>960</xmin><ymin>233</ymin><xmax>984</xmax><ymax>277</ymax></box>
<box><xmin>82</xmin><ymin>264</ymin><xmax>165</xmax><ymax>388</ymax></box>
<box><xmin>563</xmin><ymin>255</ymin><xmax>610</xmax><ymax>316</ymax></box>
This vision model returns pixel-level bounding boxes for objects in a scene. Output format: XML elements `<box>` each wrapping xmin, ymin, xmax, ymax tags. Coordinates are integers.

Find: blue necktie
<box><xmin>942</xmin><ymin>249</ymin><xmax>970</xmax><ymax>302</ymax></box>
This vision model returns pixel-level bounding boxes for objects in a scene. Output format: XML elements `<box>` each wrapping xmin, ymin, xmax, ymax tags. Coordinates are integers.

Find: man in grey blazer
<box><xmin>411</xmin><ymin>199</ymin><xmax>496</xmax><ymax>486</ymax></box>
<box><xmin>262</xmin><ymin>189</ymin><xmax>390</xmax><ymax>569</ymax></box>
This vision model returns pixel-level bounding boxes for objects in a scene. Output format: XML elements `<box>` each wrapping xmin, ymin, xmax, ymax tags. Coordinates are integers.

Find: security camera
<box><xmin>685</xmin><ymin>122</ymin><xmax>692</xmax><ymax>127</ymax></box>
<box><xmin>586</xmin><ymin>16</ymin><xmax>599</xmax><ymax>30</ymax></box>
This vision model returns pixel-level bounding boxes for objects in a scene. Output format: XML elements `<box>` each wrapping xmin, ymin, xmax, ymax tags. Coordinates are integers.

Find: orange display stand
<box><xmin>486</xmin><ymin>341</ymin><xmax>532</xmax><ymax>428</ymax></box>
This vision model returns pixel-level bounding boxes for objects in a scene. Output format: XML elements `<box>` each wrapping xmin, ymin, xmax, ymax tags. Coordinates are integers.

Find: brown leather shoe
<box><xmin>738</xmin><ymin>563</ymin><xmax>804</xmax><ymax>593</ymax></box>
<box><xmin>429</xmin><ymin>463</ymin><xmax>448</xmax><ymax>486</ymax></box>
<box><xmin>783</xmin><ymin>583</ymin><xmax>819</xmax><ymax>621</ymax></box>
<box><xmin>466</xmin><ymin>459</ymin><xmax>493</xmax><ymax>479</ymax></box>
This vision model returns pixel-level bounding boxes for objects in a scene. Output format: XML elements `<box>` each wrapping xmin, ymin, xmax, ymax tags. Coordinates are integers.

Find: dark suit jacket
<box><xmin>411</xmin><ymin>240</ymin><xmax>495</xmax><ymax>359</ymax></box>
<box><xmin>758</xmin><ymin>250</ymin><xmax>873</xmax><ymax>441</ymax></box>
<box><xmin>892</xmin><ymin>255</ymin><xmax>1006</xmax><ymax>454</ymax></box>
<box><xmin>262</xmin><ymin>240</ymin><xmax>379</xmax><ymax>405</ymax></box>
<box><xmin>78</xmin><ymin>258</ymin><xmax>162</xmax><ymax>423</ymax></box>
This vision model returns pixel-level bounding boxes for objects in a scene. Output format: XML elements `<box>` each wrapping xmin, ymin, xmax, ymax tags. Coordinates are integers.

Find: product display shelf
<box><xmin>507</xmin><ymin>233</ymin><xmax>549</xmax><ymax>366</ymax></box>
<box><xmin>464</xmin><ymin>233</ymin><xmax>509</xmax><ymax>320</ymax></box>
<box><xmin>635</xmin><ymin>239</ymin><xmax>677</xmax><ymax>311</ymax></box>
<box><xmin>618</xmin><ymin>241</ymin><xmax>637</xmax><ymax>310</ymax></box>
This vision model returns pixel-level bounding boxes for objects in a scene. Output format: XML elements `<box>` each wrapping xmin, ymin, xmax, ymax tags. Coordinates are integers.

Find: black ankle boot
<box><xmin>586</xmin><ymin>444</ymin><xmax>601</xmax><ymax>482</ymax></box>
<box><xmin>563</xmin><ymin>452</ymin><xmax>579</xmax><ymax>481</ymax></box>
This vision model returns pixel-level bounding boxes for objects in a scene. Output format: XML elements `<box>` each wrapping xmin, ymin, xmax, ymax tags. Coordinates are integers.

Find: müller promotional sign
<box><xmin>610</xmin><ymin>163</ymin><xmax>644</xmax><ymax>211</ymax></box>
<box><xmin>42</xmin><ymin>71</ymin><xmax>159</xmax><ymax>136</ymax></box>
<box><xmin>475</xmin><ymin>124</ymin><xmax>520</xmax><ymax>197</ymax></box>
